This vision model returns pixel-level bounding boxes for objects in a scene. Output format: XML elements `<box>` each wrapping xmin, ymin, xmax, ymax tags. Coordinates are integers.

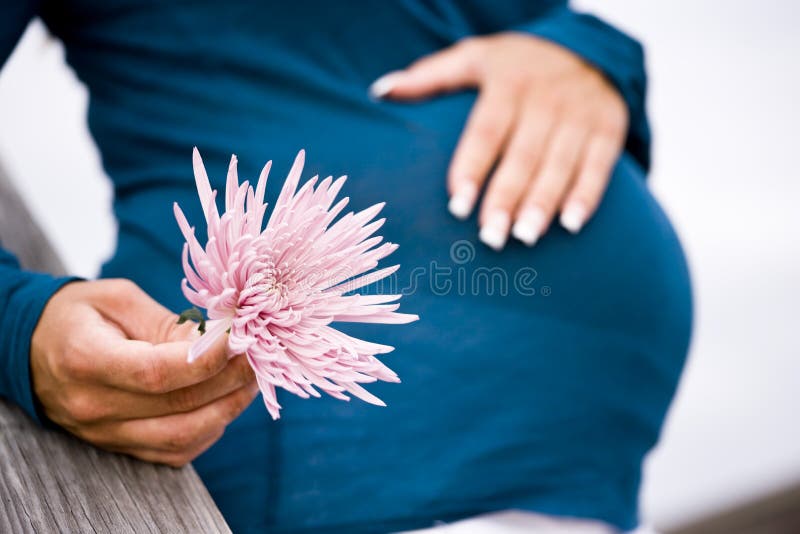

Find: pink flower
<box><xmin>174</xmin><ymin>148</ymin><xmax>418</xmax><ymax>419</ymax></box>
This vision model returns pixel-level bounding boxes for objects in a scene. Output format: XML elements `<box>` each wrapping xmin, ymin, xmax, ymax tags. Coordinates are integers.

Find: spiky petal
<box><xmin>174</xmin><ymin>148</ymin><xmax>418</xmax><ymax>419</ymax></box>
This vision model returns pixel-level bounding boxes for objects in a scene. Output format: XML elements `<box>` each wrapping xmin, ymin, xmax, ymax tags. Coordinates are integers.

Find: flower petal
<box><xmin>187</xmin><ymin>318</ymin><xmax>231</xmax><ymax>363</ymax></box>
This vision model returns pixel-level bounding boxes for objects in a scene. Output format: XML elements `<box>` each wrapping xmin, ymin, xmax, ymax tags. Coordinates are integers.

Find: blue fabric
<box><xmin>0</xmin><ymin>250</ymin><xmax>76</xmax><ymax>423</ymax></box>
<box><xmin>0</xmin><ymin>1</ymin><xmax>691</xmax><ymax>532</ymax></box>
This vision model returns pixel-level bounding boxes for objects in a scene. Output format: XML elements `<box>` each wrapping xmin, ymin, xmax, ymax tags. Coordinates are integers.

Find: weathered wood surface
<box><xmin>0</xmin><ymin>163</ymin><xmax>67</xmax><ymax>277</ymax></box>
<box><xmin>0</xmin><ymin>162</ymin><xmax>231</xmax><ymax>533</ymax></box>
<box><xmin>0</xmin><ymin>402</ymin><xmax>231</xmax><ymax>534</ymax></box>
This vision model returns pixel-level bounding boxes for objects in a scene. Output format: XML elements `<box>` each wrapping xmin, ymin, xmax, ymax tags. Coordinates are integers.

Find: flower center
<box><xmin>239</xmin><ymin>264</ymin><xmax>291</xmax><ymax>312</ymax></box>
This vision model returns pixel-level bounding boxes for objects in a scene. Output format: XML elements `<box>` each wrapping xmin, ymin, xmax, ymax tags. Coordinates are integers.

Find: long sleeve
<box><xmin>514</xmin><ymin>4</ymin><xmax>651</xmax><ymax>172</ymax></box>
<box><xmin>0</xmin><ymin>250</ymin><xmax>76</xmax><ymax>422</ymax></box>
<box><xmin>0</xmin><ymin>0</ymin><xmax>76</xmax><ymax>423</ymax></box>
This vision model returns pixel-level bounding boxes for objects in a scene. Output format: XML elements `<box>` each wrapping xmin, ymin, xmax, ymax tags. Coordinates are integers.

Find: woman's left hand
<box><xmin>370</xmin><ymin>33</ymin><xmax>628</xmax><ymax>250</ymax></box>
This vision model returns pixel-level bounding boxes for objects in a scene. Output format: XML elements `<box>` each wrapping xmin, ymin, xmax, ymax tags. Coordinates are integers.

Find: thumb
<box><xmin>369</xmin><ymin>39</ymin><xmax>483</xmax><ymax>100</ymax></box>
<box><xmin>89</xmin><ymin>279</ymin><xmax>183</xmax><ymax>343</ymax></box>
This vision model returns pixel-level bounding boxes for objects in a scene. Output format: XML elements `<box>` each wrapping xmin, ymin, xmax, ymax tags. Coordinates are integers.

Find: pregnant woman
<box><xmin>0</xmin><ymin>2</ymin><xmax>692</xmax><ymax>533</ymax></box>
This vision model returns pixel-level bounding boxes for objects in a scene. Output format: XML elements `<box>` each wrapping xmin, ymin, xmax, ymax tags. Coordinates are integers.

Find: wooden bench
<box><xmin>0</xmin><ymin>163</ymin><xmax>230</xmax><ymax>533</ymax></box>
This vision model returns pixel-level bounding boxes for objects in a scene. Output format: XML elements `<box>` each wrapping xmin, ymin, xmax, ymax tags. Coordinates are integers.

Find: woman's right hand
<box><xmin>30</xmin><ymin>279</ymin><xmax>258</xmax><ymax>467</ymax></box>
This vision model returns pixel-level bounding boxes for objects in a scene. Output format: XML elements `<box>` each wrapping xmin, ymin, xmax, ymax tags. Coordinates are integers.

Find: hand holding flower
<box><xmin>31</xmin><ymin>279</ymin><xmax>258</xmax><ymax>467</ymax></box>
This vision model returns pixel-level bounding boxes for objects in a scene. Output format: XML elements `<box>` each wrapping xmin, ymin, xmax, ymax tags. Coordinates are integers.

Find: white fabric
<box><xmin>397</xmin><ymin>510</ymin><xmax>617</xmax><ymax>534</ymax></box>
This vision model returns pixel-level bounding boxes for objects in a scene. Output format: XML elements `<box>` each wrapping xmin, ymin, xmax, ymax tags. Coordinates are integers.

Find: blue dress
<box><xmin>0</xmin><ymin>2</ymin><xmax>691</xmax><ymax>532</ymax></box>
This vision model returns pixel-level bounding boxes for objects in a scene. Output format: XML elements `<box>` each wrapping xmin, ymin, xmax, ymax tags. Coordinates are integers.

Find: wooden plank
<box><xmin>0</xmin><ymin>162</ymin><xmax>230</xmax><ymax>533</ymax></box>
<box><xmin>0</xmin><ymin>161</ymin><xmax>67</xmax><ymax>277</ymax></box>
<box><xmin>0</xmin><ymin>401</ymin><xmax>230</xmax><ymax>534</ymax></box>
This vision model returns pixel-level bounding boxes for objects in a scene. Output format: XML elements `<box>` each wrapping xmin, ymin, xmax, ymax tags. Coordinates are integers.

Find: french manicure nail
<box><xmin>479</xmin><ymin>211</ymin><xmax>511</xmax><ymax>251</ymax></box>
<box><xmin>512</xmin><ymin>207</ymin><xmax>546</xmax><ymax>246</ymax></box>
<box><xmin>369</xmin><ymin>71</ymin><xmax>402</xmax><ymax>99</ymax></box>
<box><xmin>560</xmin><ymin>202</ymin><xmax>587</xmax><ymax>234</ymax></box>
<box><xmin>448</xmin><ymin>183</ymin><xmax>478</xmax><ymax>220</ymax></box>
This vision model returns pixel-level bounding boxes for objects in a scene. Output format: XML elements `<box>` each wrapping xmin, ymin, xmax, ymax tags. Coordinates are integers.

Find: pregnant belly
<box><xmin>101</xmin><ymin>89</ymin><xmax>691</xmax><ymax>531</ymax></box>
<box><xmin>190</xmin><ymin>95</ymin><xmax>693</xmax><ymax>532</ymax></box>
<box><xmin>289</xmin><ymin>91</ymin><xmax>692</xmax><ymax>346</ymax></box>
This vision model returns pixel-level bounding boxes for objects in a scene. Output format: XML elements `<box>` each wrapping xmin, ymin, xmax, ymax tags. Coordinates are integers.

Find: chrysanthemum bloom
<box><xmin>174</xmin><ymin>148</ymin><xmax>418</xmax><ymax>419</ymax></box>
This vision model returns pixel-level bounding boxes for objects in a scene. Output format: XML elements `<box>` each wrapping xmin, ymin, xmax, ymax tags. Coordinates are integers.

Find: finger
<box><xmin>369</xmin><ymin>39</ymin><xmax>483</xmax><ymax>100</ymax></box>
<box><xmin>115</xmin><ymin>427</ymin><xmax>224</xmax><ymax>468</ymax></box>
<box><xmin>512</xmin><ymin>124</ymin><xmax>589</xmax><ymax>246</ymax></box>
<box><xmin>68</xmin><ymin>279</ymin><xmax>223</xmax><ymax>393</ymax></box>
<box><xmin>447</xmin><ymin>86</ymin><xmax>516</xmax><ymax>220</ymax></box>
<box><xmin>67</xmin><ymin>316</ymin><xmax>230</xmax><ymax>394</ymax></box>
<box><xmin>83</xmin><ymin>381</ymin><xmax>259</xmax><ymax>454</ymax></box>
<box><xmin>149</xmin><ymin>353</ymin><xmax>255</xmax><ymax>417</ymax></box>
<box><xmin>476</xmin><ymin>103</ymin><xmax>554</xmax><ymax>250</ymax></box>
<box><xmin>559</xmin><ymin>134</ymin><xmax>622</xmax><ymax>233</ymax></box>
<box><xmin>87</xmin><ymin>279</ymin><xmax>188</xmax><ymax>343</ymax></box>
<box><xmin>63</xmin><ymin>354</ymin><xmax>256</xmax><ymax>423</ymax></box>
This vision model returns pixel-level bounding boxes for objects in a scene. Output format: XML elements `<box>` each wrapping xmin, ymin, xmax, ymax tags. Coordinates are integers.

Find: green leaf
<box><xmin>177</xmin><ymin>307</ymin><xmax>206</xmax><ymax>334</ymax></box>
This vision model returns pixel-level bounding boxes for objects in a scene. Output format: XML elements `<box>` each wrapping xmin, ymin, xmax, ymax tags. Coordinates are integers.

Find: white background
<box><xmin>1</xmin><ymin>2</ymin><xmax>798</xmax><ymax>530</ymax></box>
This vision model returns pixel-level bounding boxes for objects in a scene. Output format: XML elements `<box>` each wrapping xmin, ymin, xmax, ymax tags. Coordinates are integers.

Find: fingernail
<box><xmin>369</xmin><ymin>71</ymin><xmax>402</xmax><ymax>99</ymax></box>
<box><xmin>560</xmin><ymin>202</ymin><xmax>588</xmax><ymax>234</ymax></box>
<box><xmin>479</xmin><ymin>211</ymin><xmax>511</xmax><ymax>251</ymax></box>
<box><xmin>448</xmin><ymin>183</ymin><xmax>478</xmax><ymax>220</ymax></box>
<box><xmin>512</xmin><ymin>207</ymin><xmax>546</xmax><ymax>246</ymax></box>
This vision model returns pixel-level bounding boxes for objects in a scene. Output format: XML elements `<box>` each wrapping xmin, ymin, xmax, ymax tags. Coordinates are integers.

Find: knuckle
<box><xmin>137</xmin><ymin>359</ymin><xmax>168</xmax><ymax>393</ymax></box>
<box><xmin>582</xmin><ymin>163</ymin><xmax>607</xmax><ymax>183</ymax></box>
<box><xmin>488</xmin><ymin>180</ymin><xmax>524</xmax><ymax>204</ymax></box>
<box><xmin>169</xmin><ymin>387</ymin><xmax>197</xmax><ymax>413</ymax></box>
<box><xmin>508</xmin><ymin>143</ymin><xmax>539</xmax><ymax>165</ymax></box>
<box><xmin>163</xmin><ymin>425</ymin><xmax>197</xmax><ymax>452</ymax></box>
<box><xmin>544</xmin><ymin>159</ymin><xmax>569</xmax><ymax>179</ymax></box>
<box><xmin>200</xmin><ymin>351</ymin><xmax>223</xmax><ymax>376</ymax></box>
<box><xmin>102</xmin><ymin>278</ymin><xmax>140</xmax><ymax>303</ymax></box>
<box><xmin>59</xmin><ymin>341</ymin><xmax>89</xmax><ymax>380</ymax></box>
<box><xmin>584</xmin><ymin>151</ymin><xmax>615</xmax><ymax>176</ymax></box>
<box><xmin>190</xmin><ymin>353</ymin><xmax>224</xmax><ymax>383</ymax></box>
<box><xmin>111</xmin><ymin>278</ymin><xmax>139</xmax><ymax>295</ymax></box>
<box><xmin>458</xmin><ymin>38</ymin><xmax>487</xmax><ymax>77</ymax></box>
<box><xmin>471</xmin><ymin>119</ymin><xmax>505</xmax><ymax>144</ymax></box>
<box><xmin>547</xmin><ymin>149</ymin><xmax>576</xmax><ymax>175</ymax></box>
<box><xmin>532</xmin><ymin>92</ymin><xmax>562</xmax><ymax>114</ymax></box>
<box><xmin>65</xmin><ymin>392</ymin><xmax>100</xmax><ymax>423</ymax></box>
<box><xmin>503</xmin><ymin>72</ymin><xmax>529</xmax><ymax>94</ymax></box>
<box><xmin>559</xmin><ymin>119</ymin><xmax>588</xmax><ymax>139</ymax></box>
<box><xmin>522</xmin><ymin>99</ymin><xmax>556</xmax><ymax>127</ymax></box>
<box><xmin>529</xmin><ymin>186</ymin><xmax>560</xmax><ymax>211</ymax></box>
